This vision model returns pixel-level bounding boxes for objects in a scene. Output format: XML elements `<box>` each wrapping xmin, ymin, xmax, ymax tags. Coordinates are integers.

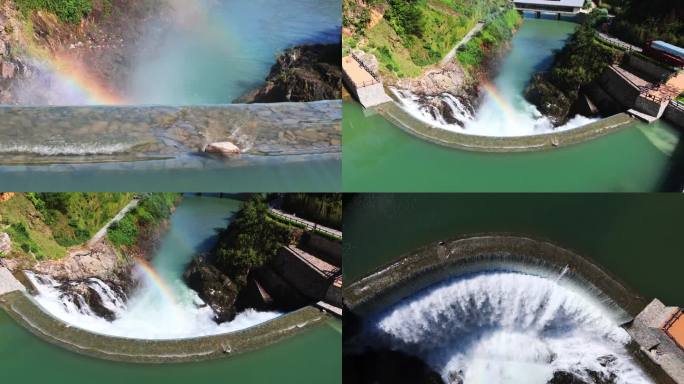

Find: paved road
<box><xmin>270</xmin><ymin>208</ymin><xmax>342</xmax><ymax>239</ymax></box>
<box><xmin>440</xmin><ymin>22</ymin><xmax>485</xmax><ymax>67</ymax></box>
<box><xmin>87</xmin><ymin>198</ymin><xmax>140</xmax><ymax>247</ymax></box>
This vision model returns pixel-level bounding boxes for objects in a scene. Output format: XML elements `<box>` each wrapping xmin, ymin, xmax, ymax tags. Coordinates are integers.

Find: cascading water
<box><xmin>23</xmin><ymin>197</ymin><xmax>281</xmax><ymax>340</ymax></box>
<box><xmin>391</xmin><ymin>18</ymin><xmax>598</xmax><ymax>137</ymax></box>
<box><xmin>366</xmin><ymin>271</ymin><xmax>653</xmax><ymax>384</ymax></box>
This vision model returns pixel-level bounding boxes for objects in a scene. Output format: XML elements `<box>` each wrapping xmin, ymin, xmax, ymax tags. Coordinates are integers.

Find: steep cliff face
<box><xmin>236</xmin><ymin>43</ymin><xmax>342</xmax><ymax>103</ymax></box>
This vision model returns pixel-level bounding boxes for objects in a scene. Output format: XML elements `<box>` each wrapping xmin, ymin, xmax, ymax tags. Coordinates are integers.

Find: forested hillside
<box><xmin>343</xmin><ymin>0</ymin><xmax>514</xmax><ymax>79</ymax></box>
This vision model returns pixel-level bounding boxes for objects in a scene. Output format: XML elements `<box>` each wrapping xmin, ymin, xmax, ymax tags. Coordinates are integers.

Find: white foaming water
<box><xmin>369</xmin><ymin>272</ymin><xmax>653</xmax><ymax>384</ymax></box>
<box><xmin>391</xmin><ymin>87</ymin><xmax>598</xmax><ymax>137</ymax></box>
<box><xmin>25</xmin><ymin>267</ymin><xmax>281</xmax><ymax>340</ymax></box>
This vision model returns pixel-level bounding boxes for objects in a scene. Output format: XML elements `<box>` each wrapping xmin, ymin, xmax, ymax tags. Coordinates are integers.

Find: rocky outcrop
<box><xmin>236</xmin><ymin>43</ymin><xmax>342</xmax><ymax>103</ymax></box>
<box><xmin>524</xmin><ymin>73</ymin><xmax>574</xmax><ymax>126</ymax></box>
<box><xmin>31</xmin><ymin>240</ymin><xmax>130</xmax><ymax>284</ymax></box>
<box><xmin>0</xmin><ymin>192</ymin><xmax>16</xmax><ymax>202</ymax></box>
<box><xmin>56</xmin><ymin>279</ymin><xmax>124</xmax><ymax>321</ymax></box>
<box><xmin>397</xmin><ymin>62</ymin><xmax>469</xmax><ymax>97</ymax></box>
<box><xmin>0</xmin><ymin>232</ymin><xmax>11</xmax><ymax>255</ymax></box>
<box><xmin>183</xmin><ymin>257</ymin><xmax>240</xmax><ymax>323</ymax></box>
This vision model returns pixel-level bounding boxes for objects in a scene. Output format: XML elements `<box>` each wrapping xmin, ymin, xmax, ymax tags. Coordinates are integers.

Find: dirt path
<box><xmin>440</xmin><ymin>22</ymin><xmax>485</xmax><ymax>67</ymax></box>
<box><xmin>86</xmin><ymin>198</ymin><xmax>139</xmax><ymax>248</ymax></box>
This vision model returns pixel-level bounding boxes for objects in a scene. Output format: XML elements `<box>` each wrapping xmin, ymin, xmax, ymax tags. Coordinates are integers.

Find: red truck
<box><xmin>643</xmin><ymin>40</ymin><xmax>684</xmax><ymax>67</ymax></box>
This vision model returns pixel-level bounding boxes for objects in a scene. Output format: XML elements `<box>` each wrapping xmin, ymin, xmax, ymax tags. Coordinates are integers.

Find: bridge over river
<box><xmin>511</xmin><ymin>0</ymin><xmax>585</xmax><ymax>15</ymax></box>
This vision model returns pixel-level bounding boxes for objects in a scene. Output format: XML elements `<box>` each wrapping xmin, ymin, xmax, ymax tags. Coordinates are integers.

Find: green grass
<box><xmin>14</xmin><ymin>0</ymin><xmax>94</xmax><ymax>23</ymax></box>
<box><xmin>0</xmin><ymin>194</ymin><xmax>67</xmax><ymax>262</ymax></box>
<box><xmin>28</xmin><ymin>193</ymin><xmax>134</xmax><ymax>247</ymax></box>
<box><xmin>344</xmin><ymin>0</ymin><xmax>516</xmax><ymax>80</ymax></box>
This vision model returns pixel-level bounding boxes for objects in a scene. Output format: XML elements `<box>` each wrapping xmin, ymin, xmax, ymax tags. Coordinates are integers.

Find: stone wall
<box><xmin>623</xmin><ymin>54</ymin><xmax>674</xmax><ymax>84</ymax></box>
<box><xmin>598</xmin><ymin>67</ymin><xmax>641</xmax><ymax>108</ymax></box>
<box><xmin>300</xmin><ymin>232</ymin><xmax>342</xmax><ymax>266</ymax></box>
<box><xmin>664</xmin><ymin>102</ymin><xmax>684</xmax><ymax>129</ymax></box>
<box><xmin>271</xmin><ymin>247</ymin><xmax>332</xmax><ymax>300</ymax></box>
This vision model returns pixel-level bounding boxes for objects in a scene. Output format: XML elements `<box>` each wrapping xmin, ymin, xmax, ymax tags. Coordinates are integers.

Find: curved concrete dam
<box><xmin>0</xmin><ymin>101</ymin><xmax>341</xmax><ymax>164</ymax></box>
<box><xmin>0</xmin><ymin>290</ymin><xmax>331</xmax><ymax>363</ymax></box>
<box><xmin>344</xmin><ymin>235</ymin><xmax>661</xmax><ymax>383</ymax></box>
<box><xmin>344</xmin><ymin>234</ymin><xmax>646</xmax><ymax>319</ymax></box>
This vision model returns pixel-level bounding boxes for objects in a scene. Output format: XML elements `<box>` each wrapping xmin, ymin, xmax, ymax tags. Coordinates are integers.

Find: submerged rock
<box><xmin>236</xmin><ymin>43</ymin><xmax>342</xmax><ymax>103</ymax></box>
<box><xmin>183</xmin><ymin>257</ymin><xmax>240</xmax><ymax>323</ymax></box>
<box><xmin>547</xmin><ymin>369</ymin><xmax>618</xmax><ymax>384</ymax></box>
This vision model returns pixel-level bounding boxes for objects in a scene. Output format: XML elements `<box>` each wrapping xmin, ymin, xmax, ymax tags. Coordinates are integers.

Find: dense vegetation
<box><xmin>598</xmin><ymin>0</ymin><xmax>684</xmax><ymax>47</ymax></box>
<box><xmin>343</xmin><ymin>0</ymin><xmax>513</xmax><ymax>78</ymax></box>
<box><xmin>213</xmin><ymin>195</ymin><xmax>293</xmax><ymax>281</ymax></box>
<box><xmin>456</xmin><ymin>8</ymin><xmax>521</xmax><ymax>69</ymax></box>
<box><xmin>26</xmin><ymin>193</ymin><xmax>134</xmax><ymax>247</ymax></box>
<box><xmin>279</xmin><ymin>194</ymin><xmax>342</xmax><ymax>230</ymax></box>
<box><xmin>107</xmin><ymin>193</ymin><xmax>179</xmax><ymax>247</ymax></box>
<box><xmin>15</xmin><ymin>0</ymin><xmax>96</xmax><ymax>23</ymax></box>
<box><xmin>0</xmin><ymin>193</ymin><xmax>142</xmax><ymax>262</ymax></box>
<box><xmin>523</xmin><ymin>14</ymin><xmax>623</xmax><ymax>124</ymax></box>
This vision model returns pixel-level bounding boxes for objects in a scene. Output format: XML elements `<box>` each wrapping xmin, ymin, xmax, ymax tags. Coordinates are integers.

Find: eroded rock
<box><xmin>183</xmin><ymin>257</ymin><xmax>240</xmax><ymax>323</ymax></box>
<box><xmin>0</xmin><ymin>232</ymin><xmax>11</xmax><ymax>255</ymax></box>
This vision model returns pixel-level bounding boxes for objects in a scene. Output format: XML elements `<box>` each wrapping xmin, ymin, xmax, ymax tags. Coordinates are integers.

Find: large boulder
<box><xmin>236</xmin><ymin>43</ymin><xmax>342</xmax><ymax>103</ymax></box>
<box><xmin>204</xmin><ymin>142</ymin><xmax>241</xmax><ymax>156</ymax></box>
<box><xmin>183</xmin><ymin>257</ymin><xmax>240</xmax><ymax>323</ymax></box>
<box><xmin>524</xmin><ymin>73</ymin><xmax>574</xmax><ymax>126</ymax></box>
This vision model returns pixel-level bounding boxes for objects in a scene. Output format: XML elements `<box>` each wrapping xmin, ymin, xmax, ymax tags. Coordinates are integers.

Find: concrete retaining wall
<box><xmin>599</xmin><ymin>67</ymin><xmax>641</xmax><ymax>108</ymax></box>
<box><xmin>634</xmin><ymin>96</ymin><xmax>668</xmax><ymax>118</ymax></box>
<box><xmin>623</xmin><ymin>54</ymin><xmax>674</xmax><ymax>83</ymax></box>
<box><xmin>272</xmin><ymin>247</ymin><xmax>332</xmax><ymax>300</ymax></box>
<box><xmin>301</xmin><ymin>233</ymin><xmax>342</xmax><ymax>266</ymax></box>
<box><xmin>664</xmin><ymin>102</ymin><xmax>684</xmax><ymax>128</ymax></box>
<box><xmin>0</xmin><ymin>290</ymin><xmax>329</xmax><ymax>363</ymax></box>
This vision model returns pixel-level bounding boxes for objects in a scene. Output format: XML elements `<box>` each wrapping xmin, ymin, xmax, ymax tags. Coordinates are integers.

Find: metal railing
<box><xmin>269</xmin><ymin>209</ymin><xmax>342</xmax><ymax>240</ymax></box>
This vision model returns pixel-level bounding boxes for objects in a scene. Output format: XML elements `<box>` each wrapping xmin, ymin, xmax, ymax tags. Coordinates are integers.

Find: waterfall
<box><xmin>391</xmin><ymin>86</ymin><xmax>597</xmax><ymax>137</ymax></box>
<box><xmin>366</xmin><ymin>271</ymin><xmax>653</xmax><ymax>384</ymax></box>
<box><xmin>24</xmin><ymin>267</ymin><xmax>281</xmax><ymax>340</ymax></box>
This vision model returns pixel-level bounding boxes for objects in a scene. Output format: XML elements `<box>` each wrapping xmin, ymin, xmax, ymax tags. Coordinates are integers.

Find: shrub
<box><xmin>15</xmin><ymin>0</ymin><xmax>93</xmax><ymax>24</ymax></box>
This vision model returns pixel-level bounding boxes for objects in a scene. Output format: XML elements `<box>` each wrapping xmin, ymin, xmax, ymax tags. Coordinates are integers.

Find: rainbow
<box><xmin>134</xmin><ymin>257</ymin><xmax>177</xmax><ymax>306</ymax></box>
<box><xmin>481</xmin><ymin>80</ymin><xmax>518</xmax><ymax>124</ymax></box>
<box><xmin>25</xmin><ymin>41</ymin><xmax>127</xmax><ymax>105</ymax></box>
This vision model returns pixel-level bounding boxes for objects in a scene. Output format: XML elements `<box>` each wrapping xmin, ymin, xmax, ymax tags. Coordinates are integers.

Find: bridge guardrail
<box><xmin>269</xmin><ymin>210</ymin><xmax>342</xmax><ymax>240</ymax></box>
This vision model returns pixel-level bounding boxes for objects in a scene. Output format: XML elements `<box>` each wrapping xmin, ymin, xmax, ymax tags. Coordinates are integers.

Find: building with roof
<box><xmin>511</xmin><ymin>0</ymin><xmax>585</xmax><ymax>14</ymax></box>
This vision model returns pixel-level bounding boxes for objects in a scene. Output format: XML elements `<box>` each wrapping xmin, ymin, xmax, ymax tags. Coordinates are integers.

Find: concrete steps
<box><xmin>628</xmin><ymin>109</ymin><xmax>659</xmax><ymax>123</ymax></box>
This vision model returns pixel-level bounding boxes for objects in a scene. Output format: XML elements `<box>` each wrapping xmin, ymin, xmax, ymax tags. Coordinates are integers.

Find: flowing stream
<box><xmin>24</xmin><ymin>196</ymin><xmax>281</xmax><ymax>340</ymax></box>
<box><xmin>391</xmin><ymin>18</ymin><xmax>598</xmax><ymax>137</ymax></box>
<box><xmin>367</xmin><ymin>271</ymin><xmax>653</xmax><ymax>384</ymax></box>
